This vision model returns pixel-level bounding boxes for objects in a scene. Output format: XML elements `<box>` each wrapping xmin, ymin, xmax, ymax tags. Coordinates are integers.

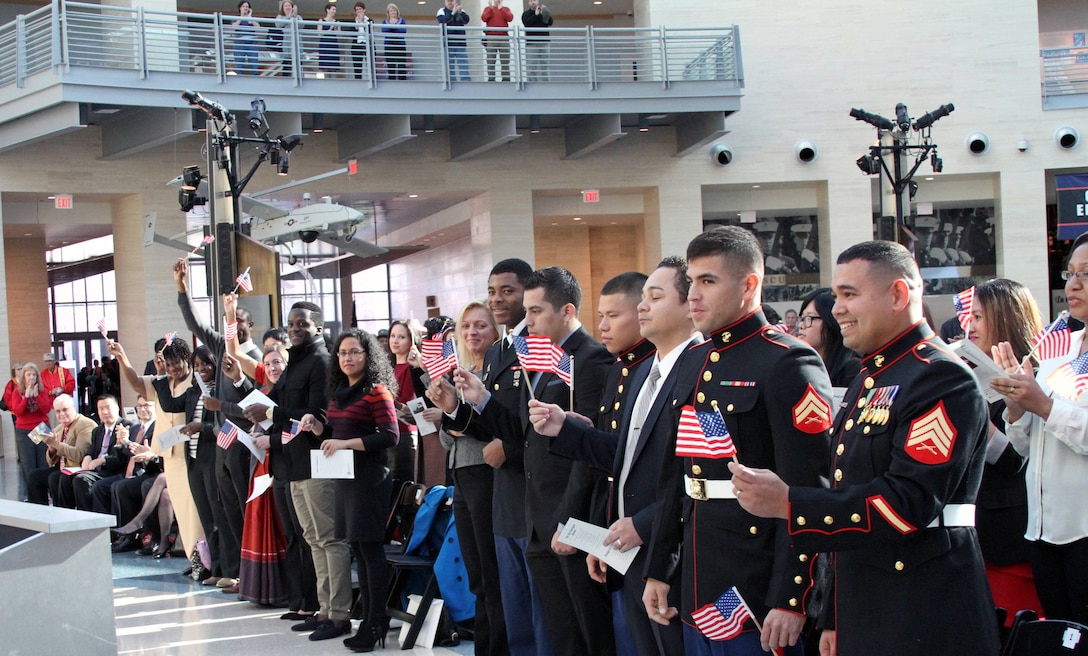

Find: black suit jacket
<box><xmin>479</xmin><ymin>326</ymin><xmax>613</xmax><ymax>540</ymax></box>
<box><xmin>88</xmin><ymin>419</ymin><xmax>135</xmax><ymax>476</ymax></box>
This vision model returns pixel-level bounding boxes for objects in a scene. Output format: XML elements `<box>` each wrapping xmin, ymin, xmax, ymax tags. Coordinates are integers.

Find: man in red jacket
<box><xmin>481</xmin><ymin>0</ymin><xmax>513</xmax><ymax>81</ymax></box>
<box><xmin>39</xmin><ymin>353</ymin><xmax>75</xmax><ymax>402</ymax></box>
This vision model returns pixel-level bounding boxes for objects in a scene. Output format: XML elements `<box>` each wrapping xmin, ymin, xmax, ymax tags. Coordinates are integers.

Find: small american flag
<box><xmin>96</xmin><ymin>317</ymin><xmax>108</xmax><ymax>339</ymax></box>
<box><xmin>953</xmin><ymin>286</ymin><xmax>975</xmax><ymax>333</ymax></box>
<box><xmin>201</xmin><ymin>235</ymin><xmax>215</xmax><ymax>245</ymax></box>
<box><xmin>1046</xmin><ymin>351</ymin><xmax>1088</xmax><ymax>400</ymax></box>
<box><xmin>554</xmin><ymin>352</ymin><xmax>572</xmax><ymax>386</ymax></box>
<box><xmin>676</xmin><ymin>405</ymin><xmax>737</xmax><ymax>458</ymax></box>
<box><xmin>421</xmin><ymin>337</ymin><xmax>458</xmax><ymax>379</ymax></box>
<box><xmin>216</xmin><ymin>421</ymin><xmax>239</xmax><ymax>449</ymax></box>
<box><xmin>224</xmin><ymin>321</ymin><xmax>238</xmax><ymax>342</ymax></box>
<box><xmin>282</xmin><ymin>419</ymin><xmax>302</xmax><ymax>444</ymax></box>
<box><xmin>163</xmin><ymin>331</ymin><xmax>177</xmax><ymax>345</ymax></box>
<box><xmin>513</xmin><ymin>335</ymin><xmax>563</xmax><ymax>373</ymax></box>
<box><xmin>691</xmin><ymin>587</ymin><xmax>753</xmax><ymax>641</ymax></box>
<box><xmin>235</xmin><ymin>267</ymin><xmax>253</xmax><ymax>293</ymax></box>
<box><xmin>1032</xmin><ymin>314</ymin><xmax>1071</xmax><ymax>362</ymax></box>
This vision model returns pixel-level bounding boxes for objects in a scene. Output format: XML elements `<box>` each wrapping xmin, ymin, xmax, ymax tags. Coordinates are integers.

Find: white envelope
<box><xmin>154</xmin><ymin>425</ymin><xmax>189</xmax><ymax>452</ymax></box>
<box><xmin>310</xmin><ymin>449</ymin><xmax>354</xmax><ymax>479</ymax></box>
<box><xmin>557</xmin><ymin>517</ymin><xmax>640</xmax><ymax>575</ymax></box>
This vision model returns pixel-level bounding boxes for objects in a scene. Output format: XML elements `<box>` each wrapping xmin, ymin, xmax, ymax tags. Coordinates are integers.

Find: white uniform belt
<box><xmin>926</xmin><ymin>504</ymin><xmax>975</xmax><ymax>528</ymax></box>
<box><xmin>684</xmin><ymin>475</ymin><xmax>737</xmax><ymax>501</ymax></box>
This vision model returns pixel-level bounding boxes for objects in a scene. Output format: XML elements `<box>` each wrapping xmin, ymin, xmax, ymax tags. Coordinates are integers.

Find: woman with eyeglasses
<box><xmin>795</xmin><ymin>287</ymin><xmax>861</xmax><ymax>387</ymax></box>
<box><xmin>300</xmin><ymin>329</ymin><xmax>398</xmax><ymax>651</ymax></box>
<box><xmin>993</xmin><ymin>231</ymin><xmax>1088</xmax><ymax>625</ymax></box>
<box><xmin>962</xmin><ymin>278</ymin><xmax>1045</xmax><ymax>626</ymax></box>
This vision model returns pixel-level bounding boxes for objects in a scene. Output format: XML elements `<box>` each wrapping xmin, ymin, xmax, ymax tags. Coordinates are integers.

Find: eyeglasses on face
<box><xmin>1060</xmin><ymin>270</ymin><xmax>1088</xmax><ymax>283</ymax></box>
<box><xmin>337</xmin><ymin>349</ymin><xmax>365</xmax><ymax>359</ymax></box>
<box><xmin>798</xmin><ymin>315</ymin><xmax>822</xmax><ymax>329</ymax></box>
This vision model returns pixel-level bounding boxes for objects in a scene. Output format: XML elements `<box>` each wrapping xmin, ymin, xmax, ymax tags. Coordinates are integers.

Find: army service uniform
<box><xmin>787</xmin><ymin>322</ymin><xmax>1000</xmax><ymax>655</ymax></box>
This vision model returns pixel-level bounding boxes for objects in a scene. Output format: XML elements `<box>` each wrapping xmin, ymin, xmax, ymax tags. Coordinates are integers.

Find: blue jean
<box><xmin>448</xmin><ymin>42</ymin><xmax>469</xmax><ymax>81</ymax></box>
<box><xmin>495</xmin><ymin>535</ymin><xmax>553</xmax><ymax>656</ymax></box>
<box><xmin>234</xmin><ymin>42</ymin><xmax>258</xmax><ymax>75</ymax></box>
<box><xmin>683</xmin><ymin>623</ymin><xmax>804</xmax><ymax>656</ymax></box>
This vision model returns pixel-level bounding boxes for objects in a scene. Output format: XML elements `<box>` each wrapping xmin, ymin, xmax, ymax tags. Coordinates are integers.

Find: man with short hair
<box><xmin>436</xmin><ymin>0</ymin><xmax>471</xmax><ymax>81</ymax></box>
<box><xmin>531</xmin><ymin>258</ymin><xmax>696</xmax><ymax>656</ymax></box>
<box><xmin>39</xmin><ymin>353</ymin><xmax>75</xmax><ymax>401</ymax></box>
<box><xmin>72</xmin><ymin>394</ymin><xmax>133</xmax><ymax>511</ymax></box>
<box><xmin>729</xmin><ymin>240</ymin><xmax>1000</xmax><ymax>655</ymax></box>
<box><xmin>104</xmin><ymin>394</ymin><xmax>159</xmax><ymax>532</ymax></box>
<box><xmin>643</xmin><ymin>226</ymin><xmax>832</xmax><ymax>656</ymax></box>
<box><xmin>27</xmin><ymin>394</ymin><xmax>97</xmax><ymax>507</ymax></box>
<box><xmin>451</xmin><ymin>266</ymin><xmax>616</xmax><ymax>656</ymax></box>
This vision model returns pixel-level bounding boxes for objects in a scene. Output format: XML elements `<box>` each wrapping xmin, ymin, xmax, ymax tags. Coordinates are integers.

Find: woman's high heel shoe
<box><xmin>342</xmin><ymin>618</ymin><xmax>386</xmax><ymax>653</ymax></box>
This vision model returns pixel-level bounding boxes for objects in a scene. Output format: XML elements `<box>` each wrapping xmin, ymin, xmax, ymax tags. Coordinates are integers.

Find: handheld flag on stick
<box><xmin>691</xmin><ymin>587</ymin><xmax>753</xmax><ymax>642</ymax></box>
<box><xmin>216</xmin><ymin>421</ymin><xmax>240</xmax><ymax>449</ymax></box>
<box><xmin>953</xmin><ymin>286</ymin><xmax>975</xmax><ymax>333</ymax></box>
<box><xmin>96</xmin><ymin>317</ymin><xmax>108</xmax><ymax>340</ymax></box>
<box><xmin>282</xmin><ymin>419</ymin><xmax>302</xmax><ymax>444</ymax></box>
<box><xmin>421</xmin><ymin>337</ymin><xmax>458</xmax><ymax>379</ymax></box>
<box><xmin>185</xmin><ymin>234</ymin><xmax>215</xmax><ymax>260</ymax></box>
<box><xmin>1046</xmin><ymin>351</ymin><xmax>1088</xmax><ymax>400</ymax></box>
<box><xmin>676</xmin><ymin>403</ymin><xmax>738</xmax><ymax>461</ymax></box>
<box><xmin>163</xmin><ymin>331</ymin><xmax>178</xmax><ymax>346</ymax></box>
<box><xmin>234</xmin><ymin>267</ymin><xmax>253</xmax><ymax>293</ymax></box>
<box><xmin>1029</xmin><ymin>311</ymin><xmax>1071</xmax><ymax>362</ymax></box>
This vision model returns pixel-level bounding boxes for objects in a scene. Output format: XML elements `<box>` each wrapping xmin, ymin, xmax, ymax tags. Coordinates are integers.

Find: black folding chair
<box><xmin>1001</xmin><ymin>609</ymin><xmax>1088</xmax><ymax>656</ymax></box>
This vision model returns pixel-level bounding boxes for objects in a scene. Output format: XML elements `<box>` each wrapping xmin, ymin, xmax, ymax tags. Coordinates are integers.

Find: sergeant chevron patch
<box><xmin>792</xmin><ymin>384</ymin><xmax>832</xmax><ymax>434</ymax></box>
<box><xmin>905</xmin><ymin>401</ymin><xmax>957</xmax><ymax>465</ymax></box>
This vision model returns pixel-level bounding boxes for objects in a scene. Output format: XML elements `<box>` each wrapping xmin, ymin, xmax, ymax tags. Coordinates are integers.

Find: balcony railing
<box><xmin>0</xmin><ymin>0</ymin><xmax>742</xmax><ymax>91</ymax></box>
<box><xmin>1041</xmin><ymin>45</ymin><xmax>1088</xmax><ymax>104</ymax></box>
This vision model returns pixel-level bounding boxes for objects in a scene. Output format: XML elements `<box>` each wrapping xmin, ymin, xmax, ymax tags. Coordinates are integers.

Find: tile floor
<box><xmin>1</xmin><ymin>424</ymin><xmax>473</xmax><ymax>655</ymax></box>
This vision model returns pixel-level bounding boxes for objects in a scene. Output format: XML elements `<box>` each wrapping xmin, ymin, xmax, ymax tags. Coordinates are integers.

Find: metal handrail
<box><xmin>0</xmin><ymin>1</ymin><xmax>743</xmax><ymax>90</ymax></box>
<box><xmin>1041</xmin><ymin>45</ymin><xmax>1088</xmax><ymax>98</ymax></box>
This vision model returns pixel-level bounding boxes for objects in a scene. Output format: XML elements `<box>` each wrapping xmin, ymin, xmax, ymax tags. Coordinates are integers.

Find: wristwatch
<box><xmin>265</xmin><ymin>407</ymin><xmax>275</xmax><ymax>422</ymax></box>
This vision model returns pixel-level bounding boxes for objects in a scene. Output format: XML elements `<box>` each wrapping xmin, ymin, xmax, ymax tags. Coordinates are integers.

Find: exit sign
<box><xmin>348</xmin><ymin>159</ymin><xmax>358</xmax><ymax>175</ymax></box>
<box><xmin>55</xmin><ymin>195</ymin><xmax>73</xmax><ymax>210</ymax></box>
<box><xmin>582</xmin><ymin>189</ymin><xmax>600</xmax><ymax>203</ymax></box>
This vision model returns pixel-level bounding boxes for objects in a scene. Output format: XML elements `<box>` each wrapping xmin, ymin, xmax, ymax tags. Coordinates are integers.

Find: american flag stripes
<box><xmin>282</xmin><ymin>419</ymin><xmax>302</xmax><ymax>444</ymax></box>
<box><xmin>953</xmin><ymin>286</ymin><xmax>975</xmax><ymax>333</ymax></box>
<box><xmin>235</xmin><ymin>267</ymin><xmax>253</xmax><ymax>293</ymax></box>
<box><xmin>1046</xmin><ymin>351</ymin><xmax>1088</xmax><ymax>400</ymax></box>
<box><xmin>96</xmin><ymin>317</ymin><xmax>108</xmax><ymax>339</ymax></box>
<box><xmin>513</xmin><ymin>335</ymin><xmax>564</xmax><ymax>372</ymax></box>
<box><xmin>675</xmin><ymin>405</ymin><xmax>737</xmax><ymax>458</ymax></box>
<box><xmin>216</xmin><ymin>421</ymin><xmax>239</xmax><ymax>449</ymax></box>
<box><xmin>163</xmin><ymin>331</ymin><xmax>177</xmax><ymax>345</ymax></box>
<box><xmin>421</xmin><ymin>337</ymin><xmax>458</xmax><ymax>379</ymax></box>
<box><xmin>555</xmin><ymin>352</ymin><xmax>572</xmax><ymax>386</ymax></box>
<box><xmin>691</xmin><ymin>587</ymin><xmax>753</xmax><ymax>641</ymax></box>
<box><xmin>1031</xmin><ymin>314</ymin><xmax>1071</xmax><ymax>362</ymax></box>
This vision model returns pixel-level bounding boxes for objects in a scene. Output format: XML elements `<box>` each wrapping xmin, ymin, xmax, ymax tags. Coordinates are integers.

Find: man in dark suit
<box><xmin>435</xmin><ymin>258</ymin><xmax>553</xmax><ymax>656</ymax></box>
<box><xmin>729</xmin><ymin>240</ymin><xmax>999</xmax><ymax>656</ymax></box>
<box><xmin>72</xmin><ymin>394</ymin><xmax>133</xmax><ymax>511</ymax></box>
<box><xmin>643</xmin><ymin>226</ymin><xmax>833</xmax><ymax>656</ymax></box>
<box><xmin>530</xmin><ymin>257</ymin><xmax>696</xmax><ymax>656</ymax></box>
<box><xmin>449</xmin><ymin>266</ymin><xmax>616</xmax><ymax>656</ymax></box>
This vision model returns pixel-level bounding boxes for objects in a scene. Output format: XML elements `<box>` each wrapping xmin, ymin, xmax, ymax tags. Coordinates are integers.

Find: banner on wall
<box><xmin>1056</xmin><ymin>174</ymin><xmax>1088</xmax><ymax>240</ymax></box>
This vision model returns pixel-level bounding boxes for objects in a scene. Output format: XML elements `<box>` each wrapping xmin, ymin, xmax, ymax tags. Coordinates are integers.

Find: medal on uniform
<box><xmin>512</xmin><ymin>368</ymin><xmax>522</xmax><ymax>388</ymax></box>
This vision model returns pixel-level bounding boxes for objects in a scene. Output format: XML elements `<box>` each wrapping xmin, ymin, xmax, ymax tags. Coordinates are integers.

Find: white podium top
<box><xmin>0</xmin><ymin>500</ymin><xmax>115</xmax><ymax>533</ymax></box>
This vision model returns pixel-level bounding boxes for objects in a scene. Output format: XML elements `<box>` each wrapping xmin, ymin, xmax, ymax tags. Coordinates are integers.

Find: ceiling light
<box><xmin>312</xmin><ymin>113</ymin><xmax>324</xmax><ymax>133</ymax></box>
<box><xmin>573</xmin><ymin>217</ymin><xmax>582</xmax><ymax>221</ymax></box>
<box><xmin>529</xmin><ymin>115</ymin><xmax>541</xmax><ymax>134</ymax></box>
<box><xmin>408</xmin><ymin>194</ymin><xmax>419</xmax><ymax>198</ymax></box>
<box><xmin>752</xmin><ymin>185</ymin><xmax>760</xmax><ymax>189</ymax></box>
<box><xmin>423</xmin><ymin>115</ymin><xmax>435</xmax><ymax>133</ymax></box>
<box><xmin>638</xmin><ymin>114</ymin><xmax>649</xmax><ymax>132</ymax></box>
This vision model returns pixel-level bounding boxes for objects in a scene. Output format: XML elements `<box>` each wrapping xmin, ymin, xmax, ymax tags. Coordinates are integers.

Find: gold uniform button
<box><xmin>749</xmin><ymin>526</ymin><xmax>757</xmax><ymax>535</ymax></box>
<box><xmin>834</xmin><ymin>469</ymin><xmax>843</xmax><ymax>482</ymax></box>
<box><xmin>697</xmin><ymin>392</ymin><xmax>706</xmax><ymax>404</ymax></box>
<box><xmin>614</xmin><ymin>402</ymin><xmax>621</xmax><ymax>410</ymax></box>
<box><xmin>703</xmin><ymin>371</ymin><xmax>713</xmax><ymax>382</ymax></box>
<box><xmin>796</xmin><ymin>516</ymin><xmax>806</xmax><ymax>526</ymax></box>
<box><xmin>600</xmin><ymin>405</ymin><xmax>606</xmax><ymax>413</ymax></box>
<box><xmin>895</xmin><ymin>561</ymin><xmax>905</xmax><ymax>571</ymax></box>
<box><xmin>493</xmin><ymin>384</ymin><xmax>500</xmax><ymax>391</ymax></box>
<box><xmin>857</xmin><ymin>397</ymin><xmax>867</xmax><ymax>408</ymax></box>
<box><xmin>621</xmin><ymin>368</ymin><xmax>629</xmax><ymax>377</ymax></box>
<box><xmin>611</xmin><ymin>420</ymin><xmax>617</xmax><ymax>429</ymax></box>
<box><xmin>845</xmin><ymin>419</ymin><xmax>854</xmax><ymax>431</ymax></box>
<box><xmin>789</xmin><ymin>598</ymin><xmax>798</xmax><ymax>607</ymax></box>
<box><xmin>829</xmin><ymin>428</ymin><xmax>835</xmax><ymax>436</ymax></box>
<box><xmin>863</xmin><ymin>426</ymin><xmax>871</xmax><ymax>435</ymax></box>
<box><xmin>799</xmin><ymin>554</ymin><xmax>809</xmax><ymax>562</ymax></box>
<box><xmin>618</xmin><ymin>385</ymin><xmax>624</xmax><ymax>394</ymax></box>
<box><xmin>794</xmin><ymin>576</ymin><xmax>803</xmax><ymax>584</ymax></box>
<box><xmin>851</xmin><ymin>513</ymin><xmax>861</xmax><ymax>523</ymax></box>
<box><xmin>864</xmin><ymin>377</ymin><xmax>875</xmax><ymax>389</ymax></box>
<box><xmin>823</xmin><ymin>516</ymin><xmax>834</xmax><ymax>525</ymax></box>
<box><xmin>710</xmin><ymin>352</ymin><xmax>720</xmax><ymax>363</ymax></box>
<box><xmin>836</xmin><ymin>443</ymin><xmax>845</xmax><ymax>456</ymax></box>
<box><xmin>724</xmin><ymin>403</ymin><xmax>732</xmax><ymax>412</ymax></box>
<box><xmin>691</xmin><ymin>465</ymin><xmax>702</xmax><ymax>475</ymax></box>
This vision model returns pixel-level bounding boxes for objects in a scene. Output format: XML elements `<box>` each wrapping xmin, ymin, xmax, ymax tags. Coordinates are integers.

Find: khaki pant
<box><xmin>291</xmin><ymin>477</ymin><xmax>352</xmax><ymax>621</ymax></box>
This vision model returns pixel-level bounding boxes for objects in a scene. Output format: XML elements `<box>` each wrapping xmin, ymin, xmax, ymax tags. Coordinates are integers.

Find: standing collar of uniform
<box><xmin>706</xmin><ymin>308</ymin><xmax>766</xmax><ymax>346</ymax></box>
<box><xmin>616</xmin><ymin>338</ymin><xmax>656</xmax><ymax>367</ymax></box>
<box><xmin>860</xmin><ymin>320</ymin><xmax>934</xmax><ymax>373</ymax></box>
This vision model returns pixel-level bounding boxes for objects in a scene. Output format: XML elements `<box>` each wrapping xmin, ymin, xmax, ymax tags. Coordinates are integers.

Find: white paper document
<box><xmin>246</xmin><ymin>473</ymin><xmax>274</xmax><ymax>503</ymax></box>
<box><xmin>557</xmin><ymin>517</ymin><xmax>640</xmax><ymax>575</ymax></box>
<box><xmin>406</xmin><ymin>397</ymin><xmax>436</xmax><ymax>435</ymax></box>
<box><xmin>154</xmin><ymin>425</ymin><xmax>188</xmax><ymax>451</ymax></box>
<box><xmin>238</xmin><ymin>389</ymin><xmax>278</xmax><ymax>430</ymax></box>
<box><xmin>310</xmin><ymin>449</ymin><xmax>355</xmax><ymax>479</ymax></box>
<box><xmin>234</xmin><ymin>427</ymin><xmax>266</xmax><ymax>463</ymax></box>
<box><xmin>949</xmin><ymin>339</ymin><xmax>1007</xmax><ymax>403</ymax></box>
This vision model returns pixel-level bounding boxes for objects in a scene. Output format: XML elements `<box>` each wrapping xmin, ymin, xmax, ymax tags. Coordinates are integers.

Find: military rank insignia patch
<box><xmin>905</xmin><ymin>401</ymin><xmax>957</xmax><ymax>465</ymax></box>
<box><xmin>793</xmin><ymin>384</ymin><xmax>832</xmax><ymax>434</ymax></box>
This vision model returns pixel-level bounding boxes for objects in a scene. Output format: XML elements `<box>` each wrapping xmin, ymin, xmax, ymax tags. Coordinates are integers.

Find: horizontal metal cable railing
<box><xmin>0</xmin><ymin>1</ymin><xmax>742</xmax><ymax>91</ymax></box>
<box><xmin>1041</xmin><ymin>46</ymin><xmax>1088</xmax><ymax>99</ymax></box>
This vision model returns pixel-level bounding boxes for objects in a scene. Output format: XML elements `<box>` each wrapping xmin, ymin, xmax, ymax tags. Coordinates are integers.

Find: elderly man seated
<box><xmin>26</xmin><ymin>394</ymin><xmax>97</xmax><ymax>507</ymax></box>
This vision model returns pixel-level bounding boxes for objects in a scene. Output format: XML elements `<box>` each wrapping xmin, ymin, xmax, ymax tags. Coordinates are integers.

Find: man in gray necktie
<box><xmin>529</xmin><ymin>256</ymin><xmax>698</xmax><ymax>656</ymax></box>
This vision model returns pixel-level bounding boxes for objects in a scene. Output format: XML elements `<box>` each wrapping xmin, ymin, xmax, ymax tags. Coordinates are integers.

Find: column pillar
<box><xmin>471</xmin><ymin>186</ymin><xmax>534</xmax><ymax>292</ymax></box>
<box><xmin>645</xmin><ymin>185</ymin><xmax>703</xmax><ymax>268</ymax></box>
<box><xmin>997</xmin><ymin>167</ymin><xmax>1050</xmax><ymax>316</ymax></box>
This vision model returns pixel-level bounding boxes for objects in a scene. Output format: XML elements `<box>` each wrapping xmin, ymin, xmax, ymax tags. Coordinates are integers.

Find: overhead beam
<box><xmin>674</xmin><ymin>111</ymin><xmax>729</xmax><ymax>158</ymax></box>
<box><xmin>0</xmin><ymin>103</ymin><xmax>85</xmax><ymax>153</ymax></box>
<box><xmin>264</xmin><ymin>112</ymin><xmax>304</xmax><ymax>140</ymax></box>
<box><xmin>449</xmin><ymin>115</ymin><xmax>521</xmax><ymax>161</ymax></box>
<box><xmin>100</xmin><ymin>107</ymin><xmax>196</xmax><ymax>160</ymax></box>
<box><xmin>337</xmin><ymin>115</ymin><xmax>416</xmax><ymax>160</ymax></box>
<box><xmin>563</xmin><ymin>114</ymin><xmax>625</xmax><ymax>160</ymax></box>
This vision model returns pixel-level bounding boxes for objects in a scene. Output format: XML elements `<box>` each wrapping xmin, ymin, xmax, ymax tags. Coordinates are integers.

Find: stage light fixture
<box><xmin>856</xmin><ymin>153</ymin><xmax>879</xmax><ymax>175</ymax></box>
<box><xmin>930</xmin><ymin>153</ymin><xmax>943</xmax><ymax>172</ymax></box>
<box><xmin>182</xmin><ymin>165</ymin><xmax>203</xmax><ymax>187</ymax></box>
<box><xmin>277</xmin><ymin>152</ymin><xmax>290</xmax><ymax>175</ymax></box>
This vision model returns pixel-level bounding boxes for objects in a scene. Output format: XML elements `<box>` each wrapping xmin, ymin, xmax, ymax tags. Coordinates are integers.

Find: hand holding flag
<box><xmin>96</xmin><ymin>317</ymin><xmax>108</xmax><ymax>340</ymax></box>
<box><xmin>185</xmin><ymin>234</ymin><xmax>215</xmax><ymax>260</ymax></box>
<box><xmin>421</xmin><ymin>337</ymin><xmax>458</xmax><ymax>379</ymax></box>
<box><xmin>1029</xmin><ymin>311</ymin><xmax>1071</xmax><ymax>362</ymax></box>
<box><xmin>216</xmin><ymin>421</ymin><xmax>240</xmax><ymax>449</ymax></box>
<box><xmin>233</xmin><ymin>267</ymin><xmax>253</xmax><ymax>293</ymax></box>
<box><xmin>953</xmin><ymin>286</ymin><xmax>975</xmax><ymax>333</ymax></box>
<box><xmin>691</xmin><ymin>587</ymin><xmax>753</xmax><ymax>641</ymax></box>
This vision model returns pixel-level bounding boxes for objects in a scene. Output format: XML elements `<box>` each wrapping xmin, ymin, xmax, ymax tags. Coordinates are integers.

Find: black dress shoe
<box><xmin>111</xmin><ymin>534</ymin><xmax>138</xmax><ymax>553</ymax></box>
<box><xmin>136</xmin><ymin>542</ymin><xmax>159</xmax><ymax>556</ymax></box>
<box><xmin>280</xmin><ymin>611</ymin><xmax>314</xmax><ymax>621</ymax></box>
<box><xmin>291</xmin><ymin>615</ymin><xmax>322</xmax><ymax>632</ymax></box>
<box><xmin>309</xmin><ymin>620</ymin><xmax>351</xmax><ymax>641</ymax></box>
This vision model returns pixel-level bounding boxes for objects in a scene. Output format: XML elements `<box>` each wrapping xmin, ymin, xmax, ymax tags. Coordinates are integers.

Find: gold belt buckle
<box><xmin>687</xmin><ymin>477</ymin><xmax>708</xmax><ymax>501</ymax></box>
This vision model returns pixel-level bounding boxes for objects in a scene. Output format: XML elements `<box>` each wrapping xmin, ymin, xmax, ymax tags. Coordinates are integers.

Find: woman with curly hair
<box><xmin>301</xmin><ymin>329</ymin><xmax>399</xmax><ymax>651</ymax></box>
